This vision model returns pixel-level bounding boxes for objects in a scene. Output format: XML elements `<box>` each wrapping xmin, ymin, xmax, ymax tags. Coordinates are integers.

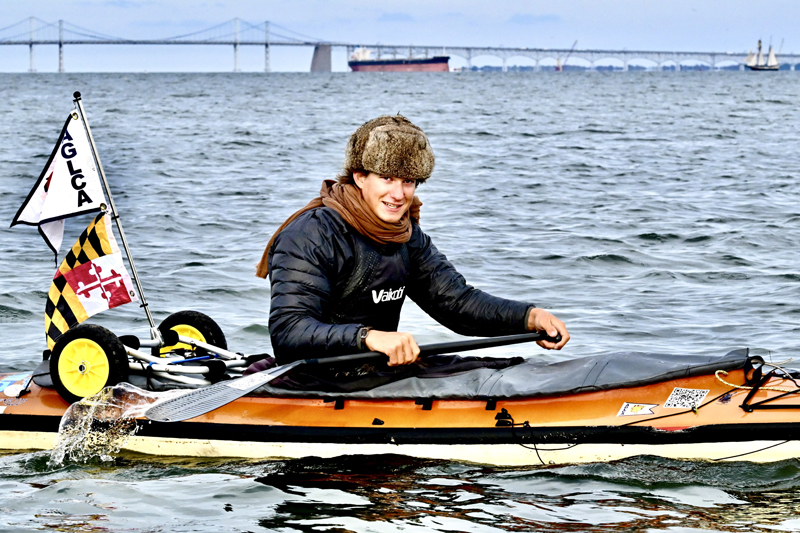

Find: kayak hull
<box><xmin>3</xmin><ymin>368</ymin><xmax>800</xmax><ymax>465</ymax></box>
<box><xmin>2</xmin><ymin>429</ymin><xmax>798</xmax><ymax>466</ymax></box>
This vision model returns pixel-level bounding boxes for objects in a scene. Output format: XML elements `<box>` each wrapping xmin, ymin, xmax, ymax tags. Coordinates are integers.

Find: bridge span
<box><xmin>345</xmin><ymin>45</ymin><xmax>800</xmax><ymax>72</ymax></box>
<box><xmin>2</xmin><ymin>17</ymin><xmax>798</xmax><ymax>72</ymax></box>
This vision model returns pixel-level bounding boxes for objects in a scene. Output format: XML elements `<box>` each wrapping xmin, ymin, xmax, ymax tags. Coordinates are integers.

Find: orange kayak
<box><xmin>2</xmin><ymin>350</ymin><xmax>800</xmax><ymax>465</ymax></box>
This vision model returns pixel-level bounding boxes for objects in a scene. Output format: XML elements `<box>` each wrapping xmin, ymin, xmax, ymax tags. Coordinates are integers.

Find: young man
<box><xmin>256</xmin><ymin>115</ymin><xmax>569</xmax><ymax>369</ymax></box>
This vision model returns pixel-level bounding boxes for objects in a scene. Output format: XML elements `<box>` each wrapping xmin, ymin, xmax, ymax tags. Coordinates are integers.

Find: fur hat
<box><xmin>344</xmin><ymin>115</ymin><xmax>434</xmax><ymax>181</ymax></box>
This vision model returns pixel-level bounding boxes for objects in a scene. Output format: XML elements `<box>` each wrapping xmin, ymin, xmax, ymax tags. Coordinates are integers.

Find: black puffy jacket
<box><xmin>268</xmin><ymin>207</ymin><xmax>533</xmax><ymax>363</ymax></box>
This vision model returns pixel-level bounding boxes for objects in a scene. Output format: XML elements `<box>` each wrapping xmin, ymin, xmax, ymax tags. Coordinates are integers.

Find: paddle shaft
<box><xmin>300</xmin><ymin>331</ymin><xmax>561</xmax><ymax>366</ymax></box>
<box><xmin>144</xmin><ymin>331</ymin><xmax>559</xmax><ymax>422</ymax></box>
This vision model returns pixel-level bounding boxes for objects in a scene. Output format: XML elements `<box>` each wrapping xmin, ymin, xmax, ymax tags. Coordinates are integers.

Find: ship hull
<box><xmin>349</xmin><ymin>56</ymin><xmax>449</xmax><ymax>72</ymax></box>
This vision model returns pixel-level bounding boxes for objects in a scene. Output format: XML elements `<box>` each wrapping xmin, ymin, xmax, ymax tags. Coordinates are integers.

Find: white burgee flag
<box><xmin>10</xmin><ymin>111</ymin><xmax>107</xmax><ymax>257</ymax></box>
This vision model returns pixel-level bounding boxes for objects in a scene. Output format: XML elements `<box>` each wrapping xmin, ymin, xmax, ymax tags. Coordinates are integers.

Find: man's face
<box><xmin>354</xmin><ymin>171</ymin><xmax>417</xmax><ymax>224</ymax></box>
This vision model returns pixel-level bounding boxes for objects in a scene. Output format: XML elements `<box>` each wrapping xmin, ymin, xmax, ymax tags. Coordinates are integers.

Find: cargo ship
<box><xmin>348</xmin><ymin>47</ymin><xmax>449</xmax><ymax>72</ymax></box>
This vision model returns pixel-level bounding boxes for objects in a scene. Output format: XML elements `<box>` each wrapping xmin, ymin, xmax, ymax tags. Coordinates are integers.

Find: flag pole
<box><xmin>72</xmin><ymin>91</ymin><xmax>163</xmax><ymax>344</ymax></box>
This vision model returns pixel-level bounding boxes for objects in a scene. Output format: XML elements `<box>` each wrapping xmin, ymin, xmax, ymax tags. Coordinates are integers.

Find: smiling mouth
<box><xmin>383</xmin><ymin>202</ymin><xmax>402</xmax><ymax>209</ymax></box>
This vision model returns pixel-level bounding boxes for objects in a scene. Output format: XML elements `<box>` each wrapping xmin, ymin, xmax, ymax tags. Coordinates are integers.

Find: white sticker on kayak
<box><xmin>226</xmin><ymin>373</ymin><xmax>270</xmax><ymax>391</ymax></box>
<box><xmin>665</xmin><ymin>387</ymin><xmax>709</xmax><ymax>409</ymax></box>
<box><xmin>618</xmin><ymin>403</ymin><xmax>658</xmax><ymax>416</ymax></box>
<box><xmin>3</xmin><ymin>384</ymin><xmax>23</xmax><ymax>398</ymax></box>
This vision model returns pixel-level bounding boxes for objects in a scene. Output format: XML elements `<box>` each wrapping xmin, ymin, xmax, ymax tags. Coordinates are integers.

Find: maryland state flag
<box><xmin>45</xmin><ymin>213</ymin><xmax>138</xmax><ymax>349</ymax></box>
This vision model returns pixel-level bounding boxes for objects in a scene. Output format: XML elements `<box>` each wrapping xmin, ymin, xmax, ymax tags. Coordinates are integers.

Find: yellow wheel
<box><xmin>50</xmin><ymin>324</ymin><xmax>128</xmax><ymax>404</ymax></box>
<box><xmin>154</xmin><ymin>310</ymin><xmax>227</xmax><ymax>357</ymax></box>
<box><xmin>58</xmin><ymin>338</ymin><xmax>109</xmax><ymax>397</ymax></box>
<box><xmin>161</xmin><ymin>323</ymin><xmax>207</xmax><ymax>353</ymax></box>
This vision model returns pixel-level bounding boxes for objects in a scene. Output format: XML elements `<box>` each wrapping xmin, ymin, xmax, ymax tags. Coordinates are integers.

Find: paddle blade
<box><xmin>144</xmin><ymin>363</ymin><xmax>298</xmax><ymax>422</ymax></box>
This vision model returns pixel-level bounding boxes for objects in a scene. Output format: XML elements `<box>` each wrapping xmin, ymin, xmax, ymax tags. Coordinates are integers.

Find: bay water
<box><xmin>1</xmin><ymin>70</ymin><xmax>799</xmax><ymax>531</ymax></box>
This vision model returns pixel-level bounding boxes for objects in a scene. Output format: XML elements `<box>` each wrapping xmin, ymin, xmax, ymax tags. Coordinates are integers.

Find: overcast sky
<box><xmin>2</xmin><ymin>0</ymin><xmax>797</xmax><ymax>72</ymax></box>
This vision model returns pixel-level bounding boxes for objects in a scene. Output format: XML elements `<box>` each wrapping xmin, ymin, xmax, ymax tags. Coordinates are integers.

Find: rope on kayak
<box><xmin>501</xmin><ymin>412</ymin><xmax>581</xmax><ymax>465</ymax></box>
<box><xmin>715</xmin><ymin>368</ymin><xmax>800</xmax><ymax>393</ymax></box>
<box><xmin>624</xmin><ymin>360</ymin><xmax>800</xmax><ymax>427</ymax></box>
<box><xmin>501</xmin><ymin>359</ymin><xmax>800</xmax><ymax>464</ymax></box>
<box><xmin>620</xmin><ymin>387</ymin><xmax>737</xmax><ymax>427</ymax></box>
<box><xmin>710</xmin><ymin>440</ymin><xmax>792</xmax><ymax>462</ymax></box>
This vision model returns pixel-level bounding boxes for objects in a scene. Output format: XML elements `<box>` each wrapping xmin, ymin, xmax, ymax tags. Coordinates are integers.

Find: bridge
<box><xmin>3</xmin><ymin>17</ymin><xmax>799</xmax><ymax>72</ymax></box>
<box><xmin>344</xmin><ymin>45</ymin><xmax>800</xmax><ymax>71</ymax></box>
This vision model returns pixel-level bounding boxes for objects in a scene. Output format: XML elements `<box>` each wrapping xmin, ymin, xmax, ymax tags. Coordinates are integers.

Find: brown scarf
<box><xmin>256</xmin><ymin>179</ymin><xmax>421</xmax><ymax>278</ymax></box>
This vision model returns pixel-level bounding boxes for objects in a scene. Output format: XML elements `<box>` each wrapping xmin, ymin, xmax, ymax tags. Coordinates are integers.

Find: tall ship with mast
<box><xmin>745</xmin><ymin>40</ymin><xmax>780</xmax><ymax>71</ymax></box>
<box><xmin>348</xmin><ymin>47</ymin><xmax>450</xmax><ymax>72</ymax></box>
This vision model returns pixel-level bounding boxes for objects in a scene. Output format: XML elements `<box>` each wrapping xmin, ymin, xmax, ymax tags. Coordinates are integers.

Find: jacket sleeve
<box><xmin>406</xmin><ymin>225</ymin><xmax>533</xmax><ymax>336</ymax></box>
<box><xmin>267</xmin><ymin>211</ymin><xmax>362</xmax><ymax>363</ymax></box>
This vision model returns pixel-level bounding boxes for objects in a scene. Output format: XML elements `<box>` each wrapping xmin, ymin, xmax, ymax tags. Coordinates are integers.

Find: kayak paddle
<box><xmin>144</xmin><ymin>331</ymin><xmax>559</xmax><ymax>422</ymax></box>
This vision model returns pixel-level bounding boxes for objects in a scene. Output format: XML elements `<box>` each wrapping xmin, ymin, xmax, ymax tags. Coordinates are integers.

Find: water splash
<box><xmin>48</xmin><ymin>383</ymin><xmax>188</xmax><ymax>466</ymax></box>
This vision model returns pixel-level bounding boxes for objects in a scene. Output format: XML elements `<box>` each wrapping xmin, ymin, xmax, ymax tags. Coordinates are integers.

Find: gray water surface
<box><xmin>1</xmin><ymin>71</ymin><xmax>800</xmax><ymax>531</ymax></box>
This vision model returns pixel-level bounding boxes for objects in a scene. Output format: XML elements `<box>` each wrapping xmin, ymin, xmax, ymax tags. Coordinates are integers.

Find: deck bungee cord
<box><xmin>486</xmin><ymin>354</ymin><xmax>800</xmax><ymax>465</ymax></box>
<box><xmin>494</xmin><ymin>408</ymin><xmax>581</xmax><ymax>466</ymax></box>
<box><xmin>621</xmin><ymin>358</ymin><xmax>800</xmax><ymax>462</ymax></box>
<box><xmin>710</xmin><ymin>440</ymin><xmax>793</xmax><ymax>462</ymax></box>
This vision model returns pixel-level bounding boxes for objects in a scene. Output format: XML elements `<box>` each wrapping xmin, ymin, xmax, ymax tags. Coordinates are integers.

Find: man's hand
<box><xmin>527</xmin><ymin>308</ymin><xmax>570</xmax><ymax>350</ymax></box>
<box><xmin>364</xmin><ymin>330</ymin><xmax>420</xmax><ymax>366</ymax></box>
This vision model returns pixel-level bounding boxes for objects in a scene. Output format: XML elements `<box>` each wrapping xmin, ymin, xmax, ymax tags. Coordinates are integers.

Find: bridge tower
<box><xmin>58</xmin><ymin>20</ymin><xmax>64</xmax><ymax>73</ymax></box>
<box><xmin>28</xmin><ymin>17</ymin><xmax>36</xmax><ymax>73</ymax></box>
<box><xmin>233</xmin><ymin>18</ymin><xmax>241</xmax><ymax>72</ymax></box>
<box><xmin>264</xmin><ymin>21</ymin><xmax>270</xmax><ymax>73</ymax></box>
<box><xmin>311</xmin><ymin>44</ymin><xmax>332</xmax><ymax>72</ymax></box>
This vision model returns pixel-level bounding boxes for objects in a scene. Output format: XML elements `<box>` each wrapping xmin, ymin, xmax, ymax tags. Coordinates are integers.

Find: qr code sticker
<box><xmin>664</xmin><ymin>388</ymin><xmax>709</xmax><ymax>409</ymax></box>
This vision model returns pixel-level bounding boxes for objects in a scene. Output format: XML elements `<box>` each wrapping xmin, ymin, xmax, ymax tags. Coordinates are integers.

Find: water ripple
<box><xmin>2</xmin><ymin>71</ymin><xmax>800</xmax><ymax>531</ymax></box>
